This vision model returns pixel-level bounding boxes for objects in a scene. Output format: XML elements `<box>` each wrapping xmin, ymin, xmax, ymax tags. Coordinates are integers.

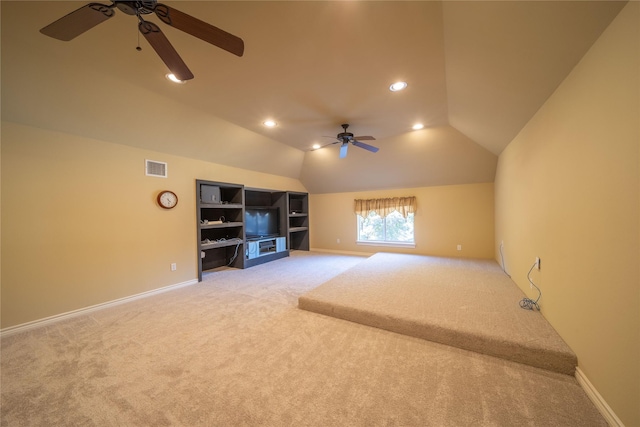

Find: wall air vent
<box><xmin>145</xmin><ymin>159</ymin><xmax>168</xmax><ymax>178</ymax></box>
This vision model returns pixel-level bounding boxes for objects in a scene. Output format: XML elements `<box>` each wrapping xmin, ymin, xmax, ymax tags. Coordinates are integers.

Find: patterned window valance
<box><xmin>354</xmin><ymin>196</ymin><xmax>417</xmax><ymax>219</ymax></box>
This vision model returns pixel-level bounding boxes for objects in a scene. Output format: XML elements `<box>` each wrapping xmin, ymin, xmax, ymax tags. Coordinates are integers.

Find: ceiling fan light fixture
<box><xmin>263</xmin><ymin>120</ymin><xmax>277</xmax><ymax>128</ymax></box>
<box><xmin>166</xmin><ymin>73</ymin><xmax>186</xmax><ymax>84</ymax></box>
<box><xmin>412</xmin><ymin>123</ymin><xmax>424</xmax><ymax>130</ymax></box>
<box><xmin>389</xmin><ymin>81</ymin><xmax>408</xmax><ymax>92</ymax></box>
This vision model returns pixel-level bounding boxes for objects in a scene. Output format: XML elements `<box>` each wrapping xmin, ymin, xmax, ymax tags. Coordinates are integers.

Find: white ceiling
<box><xmin>1</xmin><ymin>1</ymin><xmax>625</xmax><ymax>193</ymax></box>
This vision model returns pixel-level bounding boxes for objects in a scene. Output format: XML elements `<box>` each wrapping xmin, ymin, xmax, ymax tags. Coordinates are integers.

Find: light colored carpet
<box><xmin>299</xmin><ymin>253</ymin><xmax>576</xmax><ymax>375</ymax></box>
<box><xmin>1</xmin><ymin>252</ymin><xmax>605</xmax><ymax>426</ymax></box>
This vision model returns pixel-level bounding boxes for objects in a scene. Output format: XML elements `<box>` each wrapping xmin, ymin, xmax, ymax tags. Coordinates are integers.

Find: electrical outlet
<box><xmin>171</xmin><ymin>263</ymin><xmax>177</xmax><ymax>271</ymax></box>
<box><xmin>337</xmin><ymin>238</ymin><xmax>340</xmax><ymax>244</ymax></box>
<box><xmin>457</xmin><ymin>244</ymin><xmax>462</xmax><ymax>251</ymax></box>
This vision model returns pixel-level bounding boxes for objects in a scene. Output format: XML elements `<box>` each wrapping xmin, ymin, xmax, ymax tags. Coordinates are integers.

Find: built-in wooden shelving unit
<box><xmin>196</xmin><ymin>179</ymin><xmax>309</xmax><ymax>280</ymax></box>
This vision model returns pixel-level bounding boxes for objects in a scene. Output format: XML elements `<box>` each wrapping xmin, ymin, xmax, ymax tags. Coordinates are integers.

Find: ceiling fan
<box><xmin>39</xmin><ymin>1</ymin><xmax>244</xmax><ymax>81</ymax></box>
<box><xmin>326</xmin><ymin>124</ymin><xmax>379</xmax><ymax>158</ymax></box>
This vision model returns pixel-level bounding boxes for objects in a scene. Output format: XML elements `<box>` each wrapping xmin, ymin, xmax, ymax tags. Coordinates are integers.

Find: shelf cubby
<box><xmin>197</xmin><ymin>180</ymin><xmax>245</xmax><ymax>280</ymax></box>
<box><xmin>287</xmin><ymin>192</ymin><xmax>309</xmax><ymax>251</ymax></box>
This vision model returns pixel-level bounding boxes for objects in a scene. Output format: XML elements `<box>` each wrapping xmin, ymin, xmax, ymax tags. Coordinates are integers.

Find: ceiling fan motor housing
<box><xmin>115</xmin><ymin>1</ymin><xmax>156</xmax><ymax>16</ymax></box>
<box><xmin>337</xmin><ymin>132</ymin><xmax>354</xmax><ymax>141</ymax></box>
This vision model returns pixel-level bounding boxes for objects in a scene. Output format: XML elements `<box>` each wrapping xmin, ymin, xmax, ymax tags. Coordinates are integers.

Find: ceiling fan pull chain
<box><xmin>136</xmin><ymin>15</ymin><xmax>142</xmax><ymax>51</ymax></box>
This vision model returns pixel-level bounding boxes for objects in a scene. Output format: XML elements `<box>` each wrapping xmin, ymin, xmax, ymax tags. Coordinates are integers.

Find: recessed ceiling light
<box><xmin>263</xmin><ymin>120</ymin><xmax>277</xmax><ymax>127</ymax></box>
<box><xmin>389</xmin><ymin>81</ymin><xmax>408</xmax><ymax>92</ymax></box>
<box><xmin>412</xmin><ymin>123</ymin><xmax>424</xmax><ymax>130</ymax></box>
<box><xmin>312</xmin><ymin>143</ymin><xmax>321</xmax><ymax>150</ymax></box>
<box><xmin>166</xmin><ymin>73</ymin><xmax>186</xmax><ymax>84</ymax></box>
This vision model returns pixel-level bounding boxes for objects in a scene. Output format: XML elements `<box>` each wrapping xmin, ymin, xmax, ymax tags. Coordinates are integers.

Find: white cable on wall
<box><xmin>520</xmin><ymin>261</ymin><xmax>542</xmax><ymax>311</ymax></box>
<box><xmin>499</xmin><ymin>241</ymin><xmax>511</xmax><ymax>278</ymax></box>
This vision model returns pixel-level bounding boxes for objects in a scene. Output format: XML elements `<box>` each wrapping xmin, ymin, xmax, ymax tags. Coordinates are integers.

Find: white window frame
<box><xmin>356</xmin><ymin>211</ymin><xmax>415</xmax><ymax>248</ymax></box>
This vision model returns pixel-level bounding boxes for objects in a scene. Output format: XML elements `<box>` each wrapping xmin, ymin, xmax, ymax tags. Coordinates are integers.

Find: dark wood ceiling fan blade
<box><xmin>339</xmin><ymin>143</ymin><xmax>349</xmax><ymax>158</ymax></box>
<box><xmin>352</xmin><ymin>140</ymin><xmax>380</xmax><ymax>153</ymax></box>
<box><xmin>40</xmin><ymin>3</ymin><xmax>115</xmax><ymax>41</ymax></box>
<box><xmin>139</xmin><ymin>21</ymin><xmax>194</xmax><ymax>81</ymax></box>
<box><xmin>154</xmin><ymin>4</ymin><xmax>244</xmax><ymax>57</ymax></box>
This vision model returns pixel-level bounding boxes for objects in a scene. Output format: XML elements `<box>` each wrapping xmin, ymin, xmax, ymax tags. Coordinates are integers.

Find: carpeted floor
<box><xmin>299</xmin><ymin>253</ymin><xmax>576</xmax><ymax>375</ymax></box>
<box><xmin>1</xmin><ymin>252</ymin><xmax>606</xmax><ymax>426</ymax></box>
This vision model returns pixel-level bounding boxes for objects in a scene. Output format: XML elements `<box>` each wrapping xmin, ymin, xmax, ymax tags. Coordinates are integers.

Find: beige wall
<box><xmin>1</xmin><ymin>121</ymin><xmax>306</xmax><ymax>329</ymax></box>
<box><xmin>494</xmin><ymin>3</ymin><xmax>639</xmax><ymax>426</ymax></box>
<box><xmin>310</xmin><ymin>183</ymin><xmax>494</xmax><ymax>259</ymax></box>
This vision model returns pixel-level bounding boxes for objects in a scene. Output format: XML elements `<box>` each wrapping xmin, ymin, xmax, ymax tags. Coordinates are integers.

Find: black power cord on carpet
<box><xmin>520</xmin><ymin>261</ymin><xmax>542</xmax><ymax>311</ymax></box>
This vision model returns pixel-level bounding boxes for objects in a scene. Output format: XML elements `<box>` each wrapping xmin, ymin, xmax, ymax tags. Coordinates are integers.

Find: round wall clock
<box><xmin>157</xmin><ymin>190</ymin><xmax>178</xmax><ymax>209</ymax></box>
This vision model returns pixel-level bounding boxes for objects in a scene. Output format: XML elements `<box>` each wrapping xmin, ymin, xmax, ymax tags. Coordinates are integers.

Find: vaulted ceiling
<box><xmin>1</xmin><ymin>1</ymin><xmax>625</xmax><ymax>193</ymax></box>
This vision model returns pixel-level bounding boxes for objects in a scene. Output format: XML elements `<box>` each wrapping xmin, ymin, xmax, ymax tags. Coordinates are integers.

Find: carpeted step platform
<box><xmin>298</xmin><ymin>253</ymin><xmax>577</xmax><ymax>375</ymax></box>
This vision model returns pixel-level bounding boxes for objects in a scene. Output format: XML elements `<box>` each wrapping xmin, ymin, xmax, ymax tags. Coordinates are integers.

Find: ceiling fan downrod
<box><xmin>338</xmin><ymin>123</ymin><xmax>354</xmax><ymax>142</ymax></box>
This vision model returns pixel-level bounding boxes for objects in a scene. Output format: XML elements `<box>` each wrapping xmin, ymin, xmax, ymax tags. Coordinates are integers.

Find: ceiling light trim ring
<box><xmin>389</xmin><ymin>81</ymin><xmax>408</xmax><ymax>92</ymax></box>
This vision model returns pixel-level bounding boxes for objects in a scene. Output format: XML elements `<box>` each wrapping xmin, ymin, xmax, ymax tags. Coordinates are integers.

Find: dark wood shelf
<box><xmin>200</xmin><ymin>222</ymin><xmax>243</xmax><ymax>230</ymax></box>
<box><xmin>289</xmin><ymin>227</ymin><xmax>308</xmax><ymax>233</ymax></box>
<box><xmin>201</xmin><ymin>239</ymin><xmax>243</xmax><ymax>250</ymax></box>
<box><xmin>200</xmin><ymin>203</ymin><xmax>243</xmax><ymax>209</ymax></box>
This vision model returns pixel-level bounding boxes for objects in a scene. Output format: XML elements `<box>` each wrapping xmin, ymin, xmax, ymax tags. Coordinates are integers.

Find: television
<box><xmin>245</xmin><ymin>208</ymin><xmax>279</xmax><ymax>239</ymax></box>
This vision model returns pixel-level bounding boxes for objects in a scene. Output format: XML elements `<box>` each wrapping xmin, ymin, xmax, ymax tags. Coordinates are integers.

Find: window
<box><xmin>357</xmin><ymin>210</ymin><xmax>415</xmax><ymax>245</ymax></box>
<box><xmin>354</xmin><ymin>196</ymin><xmax>417</xmax><ymax>246</ymax></box>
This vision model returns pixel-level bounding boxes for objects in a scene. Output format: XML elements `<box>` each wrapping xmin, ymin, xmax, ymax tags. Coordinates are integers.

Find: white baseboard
<box><xmin>310</xmin><ymin>247</ymin><xmax>371</xmax><ymax>257</ymax></box>
<box><xmin>0</xmin><ymin>278</ymin><xmax>199</xmax><ymax>338</ymax></box>
<box><xmin>575</xmin><ymin>367</ymin><xmax>624</xmax><ymax>427</ymax></box>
